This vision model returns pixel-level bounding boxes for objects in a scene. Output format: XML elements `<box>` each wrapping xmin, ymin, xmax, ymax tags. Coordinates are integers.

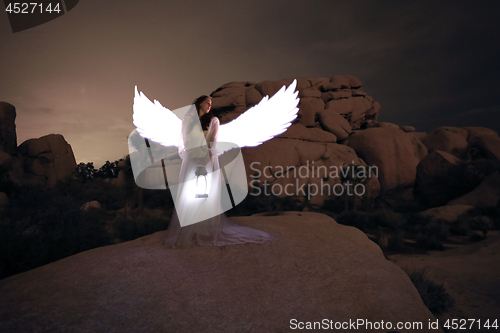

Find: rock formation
<box><xmin>415</xmin><ymin>129</ymin><xmax>500</xmax><ymax>209</ymax></box>
<box><xmin>345</xmin><ymin>127</ymin><xmax>427</xmax><ymax>191</ymax></box>
<box><xmin>0</xmin><ymin>101</ymin><xmax>77</xmax><ymax>188</ymax></box>
<box><xmin>80</xmin><ymin>200</ymin><xmax>101</xmax><ymax>210</ymax></box>
<box><xmin>467</xmin><ymin>134</ymin><xmax>500</xmax><ymax>162</ymax></box>
<box><xmin>421</xmin><ymin>127</ymin><xmax>469</xmax><ymax>159</ymax></box>
<box><xmin>3</xmin><ymin>75</ymin><xmax>498</xmax><ymax>213</ymax></box>
<box><xmin>421</xmin><ymin>204</ymin><xmax>475</xmax><ymax>223</ymax></box>
<box><xmin>0</xmin><ymin>102</ymin><xmax>17</xmax><ymax>155</ymax></box>
<box><xmin>208</xmin><ymin>76</ymin><xmax>500</xmax><ymax>211</ymax></box>
<box><xmin>0</xmin><ymin>212</ymin><xmax>441</xmax><ymax>333</ymax></box>
<box><xmin>210</xmin><ymin>76</ymin><xmax>383</xmax><ymax>208</ymax></box>
<box><xmin>415</xmin><ymin>151</ymin><xmax>461</xmax><ymax>207</ymax></box>
<box><xmin>211</xmin><ymin>76</ymin><xmax>379</xmax><ymax>131</ymax></box>
<box><xmin>447</xmin><ymin>171</ymin><xmax>500</xmax><ymax>208</ymax></box>
<box><xmin>11</xmin><ymin>134</ymin><xmax>77</xmax><ymax>186</ymax></box>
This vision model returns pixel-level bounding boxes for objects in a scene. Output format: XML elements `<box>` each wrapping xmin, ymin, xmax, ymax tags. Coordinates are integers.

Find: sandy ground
<box><xmin>388</xmin><ymin>232</ymin><xmax>500</xmax><ymax>333</ymax></box>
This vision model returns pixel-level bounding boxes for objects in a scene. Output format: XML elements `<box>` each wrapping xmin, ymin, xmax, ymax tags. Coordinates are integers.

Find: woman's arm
<box><xmin>205</xmin><ymin>117</ymin><xmax>219</xmax><ymax>147</ymax></box>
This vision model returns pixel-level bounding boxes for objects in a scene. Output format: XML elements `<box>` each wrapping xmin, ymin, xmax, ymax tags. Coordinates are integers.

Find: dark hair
<box><xmin>193</xmin><ymin>95</ymin><xmax>214</xmax><ymax>130</ymax></box>
<box><xmin>194</xmin><ymin>95</ymin><xmax>210</xmax><ymax>114</ymax></box>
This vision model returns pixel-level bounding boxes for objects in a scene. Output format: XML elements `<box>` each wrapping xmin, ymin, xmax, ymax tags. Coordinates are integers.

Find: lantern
<box><xmin>194</xmin><ymin>166</ymin><xmax>208</xmax><ymax>198</ymax></box>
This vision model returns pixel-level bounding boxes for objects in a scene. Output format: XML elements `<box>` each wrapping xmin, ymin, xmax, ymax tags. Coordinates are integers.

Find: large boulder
<box><xmin>412</xmin><ymin>132</ymin><xmax>428</xmax><ymax>141</ymax></box>
<box><xmin>0</xmin><ymin>212</ymin><xmax>441</xmax><ymax>333</ymax></box>
<box><xmin>421</xmin><ymin>127</ymin><xmax>469</xmax><ymax>159</ymax></box>
<box><xmin>415</xmin><ymin>151</ymin><xmax>497</xmax><ymax>208</ymax></box>
<box><xmin>316</xmin><ymin>108</ymin><xmax>351</xmax><ymax>140</ymax></box>
<box><xmin>278</xmin><ymin>123</ymin><xmax>337</xmax><ymax>142</ymax></box>
<box><xmin>0</xmin><ymin>150</ymin><xmax>12</xmax><ymax>171</ymax></box>
<box><xmin>367</xmin><ymin>121</ymin><xmax>400</xmax><ymax>129</ymax></box>
<box><xmin>421</xmin><ymin>204</ymin><xmax>475</xmax><ymax>223</ymax></box>
<box><xmin>345</xmin><ymin>128</ymin><xmax>428</xmax><ymax>192</ymax></box>
<box><xmin>463</xmin><ymin>126</ymin><xmax>498</xmax><ymax>142</ymax></box>
<box><xmin>415</xmin><ymin>151</ymin><xmax>461</xmax><ymax>207</ymax></box>
<box><xmin>208</xmin><ymin>76</ymin><xmax>383</xmax><ymax>208</ymax></box>
<box><xmin>297</xmin><ymin>96</ymin><xmax>325</xmax><ymax>127</ymax></box>
<box><xmin>400</xmin><ymin>125</ymin><xmax>416</xmax><ymax>132</ymax></box>
<box><xmin>241</xmin><ymin>138</ymin><xmax>375</xmax><ymax>207</ymax></box>
<box><xmin>210</xmin><ymin>76</ymin><xmax>380</xmax><ymax>131</ymax></box>
<box><xmin>0</xmin><ymin>102</ymin><xmax>17</xmax><ymax>155</ymax></box>
<box><xmin>13</xmin><ymin>134</ymin><xmax>77</xmax><ymax>186</ymax></box>
<box><xmin>467</xmin><ymin>134</ymin><xmax>500</xmax><ymax>162</ymax></box>
<box><xmin>447</xmin><ymin>171</ymin><xmax>500</xmax><ymax>208</ymax></box>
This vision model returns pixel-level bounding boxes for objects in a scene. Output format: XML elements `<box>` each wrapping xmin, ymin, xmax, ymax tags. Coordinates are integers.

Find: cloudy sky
<box><xmin>0</xmin><ymin>0</ymin><xmax>499</xmax><ymax>167</ymax></box>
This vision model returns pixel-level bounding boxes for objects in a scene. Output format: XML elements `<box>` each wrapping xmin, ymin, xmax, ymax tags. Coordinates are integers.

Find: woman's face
<box><xmin>199</xmin><ymin>98</ymin><xmax>212</xmax><ymax>116</ymax></box>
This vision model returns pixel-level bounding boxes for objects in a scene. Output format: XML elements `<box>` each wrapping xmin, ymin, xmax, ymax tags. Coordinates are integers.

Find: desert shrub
<box><xmin>424</xmin><ymin>219</ymin><xmax>449</xmax><ymax>240</ymax></box>
<box><xmin>452</xmin><ymin>214</ymin><xmax>493</xmax><ymax>239</ymax></box>
<box><xmin>481</xmin><ymin>206</ymin><xmax>500</xmax><ymax>230</ymax></box>
<box><xmin>479</xmin><ymin>207</ymin><xmax>500</xmax><ymax>229</ymax></box>
<box><xmin>371</xmin><ymin>210</ymin><xmax>407</xmax><ymax>230</ymax></box>
<box><xmin>469</xmin><ymin>216</ymin><xmax>493</xmax><ymax>238</ymax></box>
<box><xmin>335</xmin><ymin>210</ymin><xmax>409</xmax><ymax>232</ymax></box>
<box><xmin>450</xmin><ymin>216</ymin><xmax>471</xmax><ymax>236</ymax></box>
<box><xmin>388</xmin><ymin>232</ymin><xmax>406</xmax><ymax>251</ymax></box>
<box><xmin>415</xmin><ymin>233</ymin><xmax>444</xmax><ymax>250</ymax></box>
<box><xmin>321</xmin><ymin>196</ymin><xmax>346</xmax><ymax>214</ymax></box>
<box><xmin>335</xmin><ymin>210</ymin><xmax>375</xmax><ymax>231</ymax></box>
<box><xmin>403</xmin><ymin>212</ymin><xmax>434</xmax><ymax>234</ymax></box>
<box><xmin>448</xmin><ymin>160</ymin><xmax>497</xmax><ymax>192</ymax></box>
<box><xmin>406</xmin><ymin>216</ymin><xmax>449</xmax><ymax>247</ymax></box>
<box><xmin>143</xmin><ymin>189</ymin><xmax>174</xmax><ymax>210</ymax></box>
<box><xmin>405</xmin><ymin>268</ymin><xmax>454</xmax><ymax>314</ymax></box>
<box><xmin>113</xmin><ymin>209</ymin><xmax>169</xmax><ymax>242</ymax></box>
<box><xmin>52</xmin><ymin>178</ymin><xmax>130</xmax><ymax>210</ymax></box>
<box><xmin>0</xmin><ymin>186</ymin><xmax>111</xmax><ymax>279</ymax></box>
<box><xmin>80</xmin><ymin>179</ymin><xmax>128</xmax><ymax>210</ymax></box>
<box><xmin>465</xmin><ymin>206</ymin><xmax>500</xmax><ymax>229</ymax></box>
<box><xmin>415</xmin><ymin>159</ymin><xmax>498</xmax><ymax>208</ymax></box>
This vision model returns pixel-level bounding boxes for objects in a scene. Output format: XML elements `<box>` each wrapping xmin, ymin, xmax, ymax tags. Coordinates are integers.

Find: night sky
<box><xmin>1</xmin><ymin>0</ymin><xmax>499</xmax><ymax>167</ymax></box>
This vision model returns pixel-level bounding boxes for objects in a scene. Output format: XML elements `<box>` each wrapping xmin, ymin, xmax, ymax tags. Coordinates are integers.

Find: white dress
<box><xmin>163</xmin><ymin>110</ymin><xmax>276</xmax><ymax>247</ymax></box>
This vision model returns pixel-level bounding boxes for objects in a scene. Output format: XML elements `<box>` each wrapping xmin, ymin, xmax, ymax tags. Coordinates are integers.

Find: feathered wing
<box><xmin>132</xmin><ymin>86</ymin><xmax>182</xmax><ymax>147</ymax></box>
<box><xmin>216</xmin><ymin>79</ymin><xmax>299</xmax><ymax>155</ymax></box>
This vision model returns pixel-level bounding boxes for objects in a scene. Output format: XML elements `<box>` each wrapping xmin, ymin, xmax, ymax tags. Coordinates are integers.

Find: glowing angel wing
<box><xmin>132</xmin><ymin>86</ymin><xmax>182</xmax><ymax>147</ymax></box>
<box><xmin>217</xmin><ymin>79</ymin><xmax>299</xmax><ymax>155</ymax></box>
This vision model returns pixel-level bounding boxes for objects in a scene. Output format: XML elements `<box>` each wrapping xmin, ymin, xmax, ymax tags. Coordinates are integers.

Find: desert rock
<box><xmin>447</xmin><ymin>171</ymin><xmax>500</xmax><ymax>208</ymax></box>
<box><xmin>400</xmin><ymin>125</ymin><xmax>416</xmax><ymax>132</ymax></box>
<box><xmin>14</xmin><ymin>134</ymin><xmax>78</xmax><ymax>186</ymax></box>
<box><xmin>80</xmin><ymin>200</ymin><xmax>101</xmax><ymax>210</ymax></box>
<box><xmin>421</xmin><ymin>204</ymin><xmax>475</xmax><ymax>223</ymax></box>
<box><xmin>467</xmin><ymin>134</ymin><xmax>500</xmax><ymax>162</ymax></box>
<box><xmin>345</xmin><ymin>128</ymin><xmax>427</xmax><ymax>192</ymax></box>
<box><xmin>0</xmin><ymin>102</ymin><xmax>17</xmax><ymax>155</ymax></box>
<box><xmin>415</xmin><ymin>151</ymin><xmax>461</xmax><ymax>207</ymax></box>
<box><xmin>421</xmin><ymin>127</ymin><xmax>469</xmax><ymax>159</ymax></box>
<box><xmin>463</xmin><ymin>126</ymin><xmax>498</xmax><ymax>142</ymax></box>
<box><xmin>0</xmin><ymin>212</ymin><xmax>441</xmax><ymax>333</ymax></box>
<box><xmin>210</xmin><ymin>76</ymin><xmax>380</xmax><ymax>130</ymax></box>
<box><xmin>242</xmin><ymin>139</ymin><xmax>370</xmax><ymax>207</ymax></box>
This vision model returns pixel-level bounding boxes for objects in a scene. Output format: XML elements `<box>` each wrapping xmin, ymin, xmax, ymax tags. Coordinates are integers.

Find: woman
<box><xmin>163</xmin><ymin>95</ymin><xmax>276</xmax><ymax>247</ymax></box>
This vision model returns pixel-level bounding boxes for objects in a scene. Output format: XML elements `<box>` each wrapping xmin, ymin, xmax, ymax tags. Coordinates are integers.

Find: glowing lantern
<box><xmin>194</xmin><ymin>166</ymin><xmax>208</xmax><ymax>198</ymax></box>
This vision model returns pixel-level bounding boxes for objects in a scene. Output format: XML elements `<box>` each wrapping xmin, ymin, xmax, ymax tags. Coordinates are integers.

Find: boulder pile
<box><xmin>209</xmin><ymin>76</ymin><xmax>499</xmax><ymax>213</ymax></box>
